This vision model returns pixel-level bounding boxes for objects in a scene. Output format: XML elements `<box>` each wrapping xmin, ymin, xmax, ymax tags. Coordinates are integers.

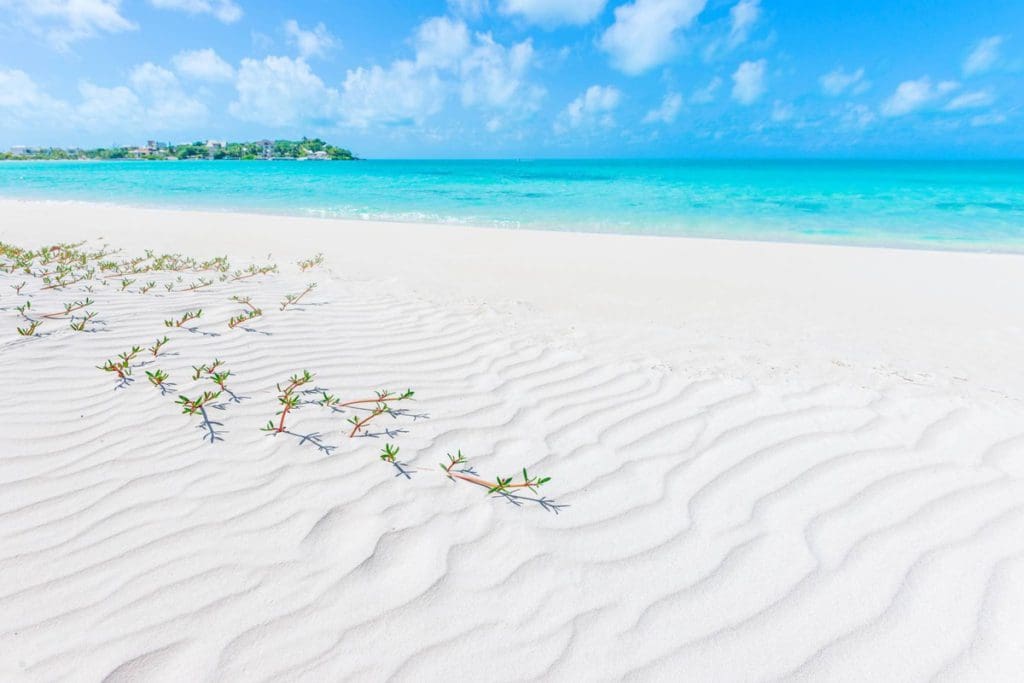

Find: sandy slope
<box><xmin>2</xmin><ymin>200</ymin><xmax>1024</xmax><ymax>681</ymax></box>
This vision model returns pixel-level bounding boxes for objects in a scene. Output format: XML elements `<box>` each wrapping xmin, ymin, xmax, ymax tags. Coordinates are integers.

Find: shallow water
<box><xmin>2</xmin><ymin>159</ymin><xmax>1024</xmax><ymax>252</ymax></box>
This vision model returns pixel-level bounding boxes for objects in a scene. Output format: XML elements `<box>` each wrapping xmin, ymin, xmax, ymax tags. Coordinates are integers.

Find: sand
<box><xmin>2</xmin><ymin>198</ymin><xmax>1024</xmax><ymax>681</ymax></box>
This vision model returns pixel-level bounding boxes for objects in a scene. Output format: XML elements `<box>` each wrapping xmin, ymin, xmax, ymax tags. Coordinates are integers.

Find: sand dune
<box><xmin>2</xmin><ymin>201</ymin><xmax>1024</xmax><ymax>681</ymax></box>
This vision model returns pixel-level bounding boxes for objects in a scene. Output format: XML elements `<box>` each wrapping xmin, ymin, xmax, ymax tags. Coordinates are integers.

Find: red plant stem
<box><xmin>430</xmin><ymin>467</ymin><xmax>536</xmax><ymax>492</ymax></box>
<box><xmin>41</xmin><ymin>275</ymin><xmax>88</xmax><ymax>290</ymax></box>
<box><xmin>348</xmin><ymin>407</ymin><xmax>385</xmax><ymax>437</ymax></box>
<box><xmin>281</xmin><ymin>285</ymin><xmax>315</xmax><ymax>311</ymax></box>
<box><xmin>339</xmin><ymin>394</ymin><xmax>405</xmax><ymax>408</ymax></box>
<box><xmin>274</xmin><ymin>378</ymin><xmax>306</xmax><ymax>432</ymax></box>
<box><xmin>41</xmin><ymin>302</ymin><xmax>90</xmax><ymax>319</ymax></box>
<box><xmin>276</xmin><ymin>403</ymin><xmax>291</xmax><ymax>433</ymax></box>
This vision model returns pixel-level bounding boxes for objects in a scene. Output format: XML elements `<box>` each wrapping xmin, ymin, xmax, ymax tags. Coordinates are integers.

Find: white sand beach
<box><xmin>3</xmin><ymin>198</ymin><xmax>1024</xmax><ymax>681</ymax></box>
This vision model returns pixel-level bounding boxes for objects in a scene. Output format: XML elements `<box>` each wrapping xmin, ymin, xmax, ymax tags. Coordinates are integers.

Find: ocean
<box><xmin>2</xmin><ymin>159</ymin><xmax>1023</xmax><ymax>252</ymax></box>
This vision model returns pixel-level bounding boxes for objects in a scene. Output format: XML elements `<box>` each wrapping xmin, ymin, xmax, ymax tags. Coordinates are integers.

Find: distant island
<box><xmin>1</xmin><ymin>138</ymin><xmax>357</xmax><ymax>161</ymax></box>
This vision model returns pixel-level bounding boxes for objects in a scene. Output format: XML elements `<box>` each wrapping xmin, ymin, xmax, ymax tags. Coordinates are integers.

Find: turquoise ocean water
<box><xmin>2</xmin><ymin>159</ymin><xmax>1023</xmax><ymax>252</ymax></box>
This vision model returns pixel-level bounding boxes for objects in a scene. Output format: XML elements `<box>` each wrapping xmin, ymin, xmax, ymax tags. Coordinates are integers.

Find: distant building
<box><xmin>260</xmin><ymin>139</ymin><xmax>273</xmax><ymax>159</ymax></box>
<box><xmin>306</xmin><ymin>150</ymin><xmax>330</xmax><ymax>160</ymax></box>
<box><xmin>9</xmin><ymin>146</ymin><xmax>29</xmax><ymax>156</ymax></box>
<box><xmin>205</xmin><ymin>140</ymin><xmax>226</xmax><ymax>151</ymax></box>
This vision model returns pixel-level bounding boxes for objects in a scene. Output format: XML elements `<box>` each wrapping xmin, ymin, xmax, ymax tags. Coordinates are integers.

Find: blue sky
<box><xmin>0</xmin><ymin>0</ymin><xmax>1022</xmax><ymax>157</ymax></box>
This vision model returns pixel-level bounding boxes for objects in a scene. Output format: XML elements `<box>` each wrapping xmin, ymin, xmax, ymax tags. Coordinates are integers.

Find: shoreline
<box><xmin>4</xmin><ymin>197</ymin><xmax>1024</xmax><ymax>679</ymax></box>
<box><xmin>4</xmin><ymin>197</ymin><xmax>1024</xmax><ymax>399</ymax></box>
<box><xmin>1</xmin><ymin>194</ymin><xmax>1022</xmax><ymax>257</ymax></box>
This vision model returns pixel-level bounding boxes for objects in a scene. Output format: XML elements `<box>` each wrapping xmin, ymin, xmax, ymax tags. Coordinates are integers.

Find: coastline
<box><xmin>3</xmin><ymin>198</ymin><xmax>1024</xmax><ymax>680</ymax></box>
<box><xmin>3</xmin><ymin>197</ymin><xmax>1024</xmax><ymax>397</ymax></box>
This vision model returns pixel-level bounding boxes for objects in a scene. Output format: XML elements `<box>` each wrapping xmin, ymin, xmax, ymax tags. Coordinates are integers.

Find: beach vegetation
<box><xmin>279</xmin><ymin>282</ymin><xmax>317</xmax><ymax>311</ymax></box>
<box><xmin>262</xmin><ymin>370</ymin><xmax>314</xmax><ymax>433</ymax></box>
<box><xmin>165</xmin><ymin>309</ymin><xmax>202</xmax><ymax>327</ymax></box>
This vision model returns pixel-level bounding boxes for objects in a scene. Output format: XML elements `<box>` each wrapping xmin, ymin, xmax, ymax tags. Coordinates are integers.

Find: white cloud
<box><xmin>1</xmin><ymin>63</ymin><xmax>206</xmax><ymax>134</ymax></box>
<box><xmin>944</xmin><ymin>89</ymin><xmax>995</xmax><ymax>111</ymax></box>
<box><xmin>880</xmin><ymin>76</ymin><xmax>959</xmax><ymax>117</ymax></box>
<box><xmin>172</xmin><ymin>48</ymin><xmax>235</xmax><ymax>81</ymax></box>
<box><xmin>643</xmin><ymin>92</ymin><xmax>683</xmax><ymax>124</ymax></box>
<box><xmin>0</xmin><ymin>0</ymin><xmax>136</xmax><ymax>50</ymax></box>
<box><xmin>448</xmin><ymin>0</ymin><xmax>489</xmax><ymax>19</ymax></box>
<box><xmin>820</xmin><ymin>67</ymin><xmax>868</xmax><ymax>96</ymax></box>
<box><xmin>126</xmin><ymin>62</ymin><xmax>207</xmax><ymax>127</ymax></box>
<box><xmin>340</xmin><ymin>60</ymin><xmax>445</xmax><ymax>128</ymax></box>
<box><xmin>230</xmin><ymin>56</ymin><xmax>337</xmax><ymax>126</ymax></box>
<box><xmin>731</xmin><ymin>58</ymin><xmax>766</xmax><ymax>104</ymax></box>
<box><xmin>690</xmin><ymin>76</ymin><xmax>721</xmax><ymax>104</ymax></box>
<box><xmin>498</xmin><ymin>0</ymin><xmax>606</xmax><ymax>27</ymax></box>
<box><xmin>728</xmin><ymin>0</ymin><xmax>760</xmax><ymax>47</ymax></box>
<box><xmin>339</xmin><ymin>16</ymin><xmax>543</xmax><ymax>130</ymax></box>
<box><xmin>0</xmin><ymin>68</ymin><xmax>71</xmax><ymax>124</ymax></box>
<box><xmin>458</xmin><ymin>33</ymin><xmax>543</xmax><ymax>116</ymax></box>
<box><xmin>963</xmin><ymin>36</ymin><xmax>1003</xmax><ymax>76</ymax></box>
<box><xmin>284</xmin><ymin>19</ymin><xmax>338</xmax><ymax>59</ymax></box>
<box><xmin>76</xmin><ymin>81</ymin><xmax>142</xmax><ymax>128</ymax></box>
<box><xmin>599</xmin><ymin>0</ymin><xmax>707</xmax><ymax>74</ymax></box>
<box><xmin>970</xmin><ymin>112</ymin><xmax>1006</xmax><ymax>127</ymax></box>
<box><xmin>148</xmin><ymin>0</ymin><xmax>241</xmax><ymax>23</ymax></box>
<box><xmin>557</xmin><ymin>84</ymin><xmax>621</xmax><ymax>131</ymax></box>
<box><xmin>838</xmin><ymin>103</ymin><xmax>875</xmax><ymax>129</ymax></box>
<box><xmin>414</xmin><ymin>16</ymin><xmax>471</xmax><ymax>69</ymax></box>
<box><xmin>770</xmin><ymin>99</ymin><xmax>793</xmax><ymax>122</ymax></box>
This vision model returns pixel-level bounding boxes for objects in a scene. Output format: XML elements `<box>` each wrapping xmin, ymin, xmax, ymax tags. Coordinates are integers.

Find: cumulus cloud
<box><xmin>643</xmin><ymin>92</ymin><xmax>683</xmax><ymax>124</ymax></box>
<box><xmin>230</xmin><ymin>56</ymin><xmax>337</xmax><ymax>126</ymax></box>
<box><xmin>731</xmin><ymin>59</ymin><xmax>766</xmax><ymax>104</ymax></box>
<box><xmin>414</xmin><ymin>16</ymin><xmax>471</xmax><ymax>69</ymax></box>
<box><xmin>340</xmin><ymin>60</ymin><xmax>446</xmax><ymax>128</ymax></box>
<box><xmin>556</xmin><ymin>85</ymin><xmax>621</xmax><ymax>132</ymax></box>
<box><xmin>284</xmin><ymin>19</ymin><xmax>338</xmax><ymax>59</ymax></box>
<box><xmin>125</xmin><ymin>62</ymin><xmax>207</xmax><ymax>127</ymax></box>
<box><xmin>458</xmin><ymin>33</ymin><xmax>543</xmax><ymax>116</ymax></box>
<box><xmin>690</xmin><ymin>76</ymin><xmax>722</xmax><ymax>104</ymax></box>
<box><xmin>0</xmin><ymin>0</ymin><xmax>136</xmax><ymax>50</ymax></box>
<box><xmin>880</xmin><ymin>76</ymin><xmax>958</xmax><ymax>117</ymax></box>
<box><xmin>599</xmin><ymin>0</ymin><xmax>707</xmax><ymax>74</ymax></box>
<box><xmin>147</xmin><ymin>0</ymin><xmax>242</xmax><ymax>23</ymax></box>
<box><xmin>338</xmin><ymin>16</ymin><xmax>542</xmax><ymax>130</ymax></box>
<box><xmin>944</xmin><ymin>89</ymin><xmax>995</xmax><ymax>111</ymax></box>
<box><xmin>172</xmin><ymin>48</ymin><xmax>235</xmax><ymax>81</ymax></box>
<box><xmin>963</xmin><ymin>36</ymin><xmax>1003</xmax><ymax>76</ymax></box>
<box><xmin>498</xmin><ymin>0</ymin><xmax>606</xmax><ymax>27</ymax></box>
<box><xmin>76</xmin><ymin>81</ymin><xmax>142</xmax><ymax>127</ymax></box>
<box><xmin>0</xmin><ymin>68</ymin><xmax>71</xmax><ymax>124</ymax></box>
<box><xmin>2</xmin><ymin>62</ymin><xmax>205</xmax><ymax>133</ymax></box>
<box><xmin>728</xmin><ymin>0</ymin><xmax>760</xmax><ymax>47</ymax></box>
<box><xmin>819</xmin><ymin>66</ymin><xmax>868</xmax><ymax>96</ymax></box>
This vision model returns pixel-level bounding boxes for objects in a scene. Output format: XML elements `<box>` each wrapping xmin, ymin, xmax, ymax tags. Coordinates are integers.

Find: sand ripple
<box><xmin>2</xmin><ymin>259</ymin><xmax>1023</xmax><ymax>681</ymax></box>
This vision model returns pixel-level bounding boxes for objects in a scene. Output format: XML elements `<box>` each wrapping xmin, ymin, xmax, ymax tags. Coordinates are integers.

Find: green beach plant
<box><xmin>149</xmin><ymin>336</ymin><xmax>170</xmax><ymax>357</ymax></box>
<box><xmin>146</xmin><ymin>368</ymin><xmax>169</xmax><ymax>387</ymax></box>
<box><xmin>262</xmin><ymin>370</ymin><xmax>314</xmax><ymax>433</ymax></box>
<box><xmin>165</xmin><ymin>309</ymin><xmax>202</xmax><ymax>327</ymax></box>
<box><xmin>279</xmin><ymin>282</ymin><xmax>317</xmax><ymax>311</ymax></box>
<box><xmin>39</xmin><ymin>298</ymin><xmax>94</xmax><ymax>320</ymax></box>
<box><xmin>298</xmin><ymin>253</ymin><xmax>324</xmax><ymax>271</ymax></box>
<box><xmin>16</xmin><ymin>320</ymin><xmax>42</xmax><ymax>336</ymax></box>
